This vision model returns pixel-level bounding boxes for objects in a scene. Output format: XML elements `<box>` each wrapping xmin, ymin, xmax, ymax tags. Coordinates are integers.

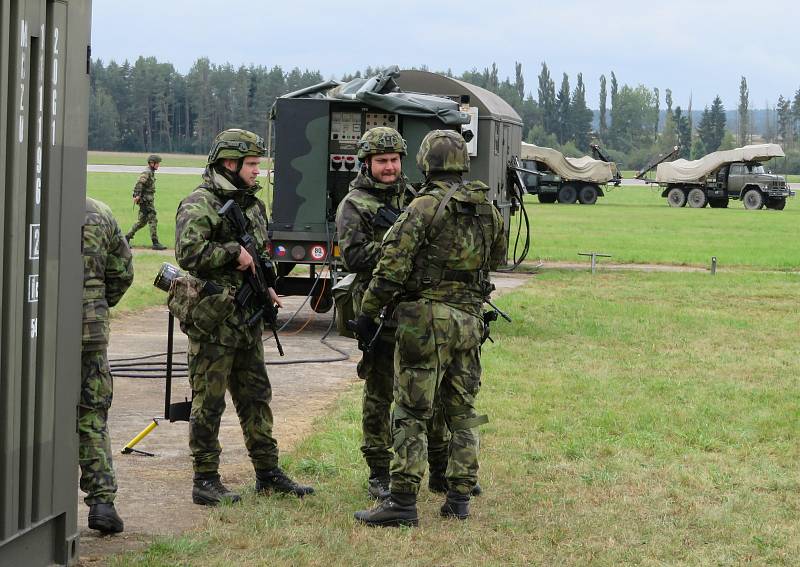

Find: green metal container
<box><xmin>0</xmin><ymin>1</ymin><xmax>91</xmax><ymax>565</ymax></box>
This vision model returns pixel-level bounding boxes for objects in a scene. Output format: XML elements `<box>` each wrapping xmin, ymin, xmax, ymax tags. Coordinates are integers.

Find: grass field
<box><xmin>88</xmin><ymin>171</ymin><xmax>799</xmax><ymax>318</ymax></box>
<box><xmin>113</xmin><ymin>269</ymin><xmax>800</xmax><ymax>566</ymax></box>
<box><xmin>90</xmin><ymin>167</ymin><xmax>800</xmax><ymax>565</ymax></box>
<box><xmin>516</xmin><ymin>186</ymin><xmax>800</xmax><ymax>269</ymax></box>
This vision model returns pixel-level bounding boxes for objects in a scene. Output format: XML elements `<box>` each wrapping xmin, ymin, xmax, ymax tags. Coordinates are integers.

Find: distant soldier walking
<box><xmin>125</xmin><ymin>154</ymin><xmax>167</xmax><ymax>249</ymax></box>
<box><xmin>81</xmin><ymin>197</ymin><xmax>134</xmax><ymax>533</ymax></box>
<box><xmin>352</xmin><ymin>130</ymin><xmax>506</xmax><ymax>526</ymax></box>
<box><xmin>336</xmin><ymin>127</ymin><xmax>452</xmax><ymax>500</ymax></box>
<box><xmin>175</xmin><ymin>128</ymin><xmax>314</xmax><ymax>506</ymax></box>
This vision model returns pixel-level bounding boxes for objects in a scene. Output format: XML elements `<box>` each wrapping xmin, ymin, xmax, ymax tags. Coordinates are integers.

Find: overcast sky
<box><xmin>91</xmin><ymin>0</ymin><xmax>799</xmax><ymax>112</ymax></box>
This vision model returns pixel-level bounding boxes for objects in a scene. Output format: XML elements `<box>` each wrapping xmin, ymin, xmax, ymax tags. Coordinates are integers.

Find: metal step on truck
<box><xmin>637</xmin><ymin>144</ymin><xmax>794</xmax><ymax>210</ymax></box>
<box><xmin>518</xmin><ymin>142</ymin><xmax>621</xmax><ymax>204</ymax></box>
<box><xmin>266</xmin><ymin>67</ymin><xmax>530</xmax><ymax>310</ymax></box>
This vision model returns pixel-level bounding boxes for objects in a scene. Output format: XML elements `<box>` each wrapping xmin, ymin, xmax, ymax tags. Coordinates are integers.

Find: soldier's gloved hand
<box><xmin>347</xmin><ymin>314</ymin><xmax>378</xmax><ymax>345</ymax></box>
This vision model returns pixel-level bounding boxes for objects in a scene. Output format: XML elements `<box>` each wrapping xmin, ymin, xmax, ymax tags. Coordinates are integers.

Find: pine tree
<box><xmin>556</xmin><ymin>73</ymin><xmax>571</xmax><ymax>144</ymax></box>
<box><xmin>738</xmin><ymin>76</ymin><xmax>749</xmax><ymax>145</ymax></box>
<box><xmin>537</xmin><ymin>63</ymin><xmax>557</xmax><ymax>136</ymax></box>
<box><xmin>599</xmin><ymin>74</ymin><xmax>607</xmax><ymax>140</ymax></box>
<box><xmin>570</xmin><ymin>73</ymin><xmax>592</xmax><ymax>151</ymax></box>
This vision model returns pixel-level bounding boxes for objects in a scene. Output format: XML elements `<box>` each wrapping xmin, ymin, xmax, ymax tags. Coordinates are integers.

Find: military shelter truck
<box><xmin>638</xmin><ymin>144</ymin><xmax>794</xmax><ymax>210</ymax></box>
<box><xmin>267</xmin><ymin>67</ymin><xmax>527</xmax><ymax>310</ymax></box>
<box><xmin>519</xmin><ymin>142</ymin><xmax>620</xmax><ymax>204</ymax></box>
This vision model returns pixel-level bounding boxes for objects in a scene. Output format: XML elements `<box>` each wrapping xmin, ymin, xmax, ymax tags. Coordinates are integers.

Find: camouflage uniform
<box><xmin>337</xmin><ymin>167</ymin><xmax>452</xmax><ymax>468</ymax></box>
<box><xmin>175</xmin><ymin>167</ymin><xmax>280</xmax><ymax>477</ymax></box>
<box><xmin>126</xmin><ymin>164</ymin><xmax>162</xmax><ymax>246</ymax></box>
<box><xmin>81</xmin><ymin>197</ymin><xmax>134</xmax><ymax>505</ymax></box>
<box><xmin>360</xmin><ymin>132</ymin><xmax>507</xmax><ymax>499</ymax></box>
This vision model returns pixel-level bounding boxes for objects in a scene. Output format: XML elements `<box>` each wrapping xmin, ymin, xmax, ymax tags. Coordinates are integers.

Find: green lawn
<box><xmin>88</xmin><ymin>151</ymin><xmax>209</xmax><ymax>168</ymax></box>
<box><xmin>113</xmin><ymin>269</ymin><xmax>800</xmax><ymax>566</ymax></box>
<box><xmin>517</xmin><ymin>185</ymin><xmax>800</xmax><ymax>269</ymax></box>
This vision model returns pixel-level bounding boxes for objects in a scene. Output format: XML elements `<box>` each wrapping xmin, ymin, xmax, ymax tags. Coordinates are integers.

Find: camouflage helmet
<box><xmin>416</xmin><ymin>129</ymin><xmax>470</xmax><ymax>174</ymax></box>
<box><xmin>147</xmin><ymin>154</ymin><xmax>162</xmax><ymax>163</ymax></box>
<box><xmin>207</xmin><ymin>128</ymin><xmax>266</xmax><ymax>165</ymax></box>
<box><xmin>356</xmin><ymin>127</ymin><xmax>407</xmax><ymax>160</ymax></box>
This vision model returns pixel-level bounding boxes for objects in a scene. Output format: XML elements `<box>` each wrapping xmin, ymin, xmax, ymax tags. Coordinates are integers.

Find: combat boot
<box><xmin>367</xmin><ymin>466</ymin><xmax>390</xmax><ymax>500</ymax></box>
<box><xmin>440</xmin><ymin>490</ymin><xmax>470</xmax><ymax>520</ymax></box>
<box><xmin>255</xmin><ymin>467</ymin><xmax>314</xmax><ymax>497</ymax></box>
<box><xmin>192</xmin><ymin>474</ymin><xmax>241</xmax><ymax>506</ymax></box>
<box><xmin>354</xmin><ymin>492</ymin><xmax>418</xmax><ymax>527</ymax></box>
<box><xmin>87</xmin><ymin>502</ymin><xmax>124</xmax><ymax>534</ymax></box>
<box><xmin>151</xmin><ymin>242</ymin><xmax>167</xmax><ymax>250</ymax></box>
<box><xmin>428</xmin><ymin>475</ymin><xmax>483</xmax><ymax>497</ymax></box>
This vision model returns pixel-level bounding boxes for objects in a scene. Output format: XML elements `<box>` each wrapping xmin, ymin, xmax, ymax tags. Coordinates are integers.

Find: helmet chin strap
<box><xmin>214</xmin><ymin>160</ymin><xmax>248</xmax><ymax>189</ymax></box>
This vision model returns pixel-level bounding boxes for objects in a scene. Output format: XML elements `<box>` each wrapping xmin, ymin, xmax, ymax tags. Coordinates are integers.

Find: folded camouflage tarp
<box><xmin>655</xmin><ymin>144</ymin><xmax>785</xmax><ymax>183</ymax></box>
<box><xmin>520</xmin><ymin>143</ymin><xmax>615</xmax><ymax>183</ymax></box>
<box><xmin>274</xmin><ymin>66</ymin><xmax>470</xmax><ymax>127</ymax></box>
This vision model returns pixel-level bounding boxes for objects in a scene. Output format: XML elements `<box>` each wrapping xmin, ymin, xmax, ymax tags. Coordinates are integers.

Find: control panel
<box><xmin>327</xmin><ymin>107</ymin><xmax>400</xmax><ymax>219</ymax></box>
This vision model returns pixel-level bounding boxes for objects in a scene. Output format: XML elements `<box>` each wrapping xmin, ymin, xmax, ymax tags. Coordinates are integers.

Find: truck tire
<box><xmin>708</xmin><ymin>197</ymin><xmax>729</xmax><ymax>208</ymax></box>
<box><xmin>765</xmin><ymin>197</ymin><xmax>786</xmax><ymax>210</ymax></box>
<box><xmin>557</xmin><ymin>183</ymin><xmax>578</xmax><ymax>204</ymax></box>
<box><xmin>742</xmin><ymin>189</ymin><xmax>764</xmax><ymax>210</ymax></box>
<box><xmin>578</xmin><ymin>184</ymin><xmax>599</xmax><ymax>205</ymax></box>
<box><xmin>687</xmin><ymin>188</ymin><xmax>708</xmax><ymax>208</ymax></box>
<box><xmin>666</xmin><ymin>187</ymin><xmax>687</xmax><ymax>207</ymax></box>
<box><xmin>537</xmin><ymin>193</ymin><xmax>557</xmax><ymax>204</ymax></box>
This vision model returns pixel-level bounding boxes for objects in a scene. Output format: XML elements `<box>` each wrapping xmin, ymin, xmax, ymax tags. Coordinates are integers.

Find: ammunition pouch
<box><xmin>332</xmin><ymin>272</ymin><xmax>357</xmax><ymax>339</ymax></box>
<box><xmin>191</xmin><ymin>289</ymin><xmax>235</xmax><ymax>334</ymax></box>
<box><xmin>167</xmin><ymin>273</ymin><xmax>228</xmax><ymax>329</ymax></box>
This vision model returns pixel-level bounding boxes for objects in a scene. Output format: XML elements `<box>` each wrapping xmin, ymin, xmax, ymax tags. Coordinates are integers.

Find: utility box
<box><xmin>1</xmin><ymin>1</ymin><xmax>91</xmax><ymax>566</ymax></box>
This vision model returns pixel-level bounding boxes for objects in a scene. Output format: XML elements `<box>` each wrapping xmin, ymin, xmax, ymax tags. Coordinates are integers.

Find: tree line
<box><xmin>89</xmin><ymin>57</ymin><xmax>800</xmax><ymax>172</ymax></box>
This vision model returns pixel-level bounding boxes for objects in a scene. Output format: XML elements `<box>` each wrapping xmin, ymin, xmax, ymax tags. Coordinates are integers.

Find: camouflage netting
<box><xmin>520</xmin><ymin>143</ymin><xmax>616</xmax><ymax>184</ymax></box>
<box><xmin>655</xmin><ymin>144</ymin><xmax>785</xmax><ymax>183</ymax></box>
<box><xmin>273</xmin><ymin>66</ymin><xmax>470</xmax><ymax>127</ymax></box>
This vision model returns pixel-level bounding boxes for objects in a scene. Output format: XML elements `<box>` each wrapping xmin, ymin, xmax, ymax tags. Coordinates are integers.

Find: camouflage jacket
<box><xmin>83</xmin><ymin>197</ymin><xmax>134</xmax><ymax>351</ymax></box>
<box><xmin>335</xmin><ymin>171</ymin><xmax>415</xmax><ymax>315</ymax></box>
<box><xmin>133</xmin><ymin>167</ymin><xmax>156</xmax><ymax>205</ymax></box>
<box><xmin>175</xmin><ymin>168</ymin><xmax>270</xmax><ymax>347</ymax></box>
<box><xmin>361</xmin><ymin>175</ymin><xmax>506</xmax><ymax>319</ymax></box>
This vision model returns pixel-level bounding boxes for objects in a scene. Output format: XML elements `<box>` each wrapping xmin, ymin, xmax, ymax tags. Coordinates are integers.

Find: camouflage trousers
<box><xmin>188</xmin><ymin>339</ymin><xmax>279</xmax><ymax>475</ymax></box>
<box><xmin>358</xmin><ymin>334</ymin><xmax>450</xmax><ymax>473</ymax></box>
<box><xmin>126</xmin><ymin>203</ymin><xmax>159</xmax><ymax>243</ymax></box>
<box><xmin>79</xmin><ymin>349</ymin><xmax>117</xmax><ymax>505</ymax></box>
<box><xmin>390</xmin><ymin>299</ymin><xmax>485</xmax><ymax>496</ymax></box>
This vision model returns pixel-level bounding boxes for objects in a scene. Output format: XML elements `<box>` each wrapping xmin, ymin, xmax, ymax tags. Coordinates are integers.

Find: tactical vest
<box><xmin>405</xmin><ymin>180</ymin><xmax>497</xmax><ymax>294</ymax></box>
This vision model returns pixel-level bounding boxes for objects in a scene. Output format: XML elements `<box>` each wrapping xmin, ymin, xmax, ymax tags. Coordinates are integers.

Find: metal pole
<box><xmin>711</xmin><ymin>256</ymin><xmax>717</xmax><ymax>275</ymax></box>
<box><xmin>164</xmin><ymin>312</ymin><xmax>174</xmax><ymax>419</ymax></box>
<box><xmin>591</xmin><ymin>253</ymin><xmax>597</xmax><ymax>274</ymax></box>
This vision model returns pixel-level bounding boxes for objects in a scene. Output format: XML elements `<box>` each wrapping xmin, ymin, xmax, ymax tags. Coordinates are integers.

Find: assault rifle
<box><xmin>481</xmin><ymin>284</ymin><xmax>512</xmax><ymax>344</ymax></box>
<box><xmin>218</xmin><ymin>199</ymin><xmax>284</xmax><ymax>356</ymax></box>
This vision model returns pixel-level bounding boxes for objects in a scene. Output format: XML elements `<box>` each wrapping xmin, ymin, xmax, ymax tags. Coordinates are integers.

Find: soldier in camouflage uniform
<box><xmin>175</xmin><ymin>129</ymin><xmax>314</xmax><ymax>506</ymax></box>
<box><xmin>81</xmin><ymin>197</ymin><xmax>134</xmax><ymax>533</ymax></box>
<box><xmin>125</xmin><ymin>154</ymin><xmax>167</xmax><ymax>250</ymax></box>
<box><xmin>336</xmin><ymin>127</ymin><xmax>452</xmax><ymax>500</ymax></box>
<box><xmin>353</xmin><ymin>130</ymin><xmax>506</xmax><ymax>526</ymax></box>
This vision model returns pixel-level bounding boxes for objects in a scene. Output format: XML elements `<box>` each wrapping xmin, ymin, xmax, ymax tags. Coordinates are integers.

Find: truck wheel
<box><xmin>557</xmin><ymin>184</ymin><xmax>578</xmax><ymax>204</ymax></box>
<box><xmin>708</xmin><ymin>197</ymin><xmax>729</xmax><ymax>208</ymax></box>
<box><xmin>765</xmin><ymin>197</ymin><xmax>786</xmax><ymax>210</ymax></box>
<box><xmin>742</xmin><ymin>189</ymin><xmax>764</xmax><ymax>210</ymax></box>
<box><xmin>667</xmin><ymin>187</ymin><xmax>687</xmax><ymax>207</ymax></box>
<box><xmin>687</xmin><ymin>188</ymin><xmax>708</xmax><ymax>208</ymax></box>
<box><xmin>578</xmin><ymin>185</ymin><xmax>599</xmax><ymax>205</ymax></box>
<box><xmin>538</xmin><ymin>193</ymin><xmax>557</xmax><ymax>204</ymax></box>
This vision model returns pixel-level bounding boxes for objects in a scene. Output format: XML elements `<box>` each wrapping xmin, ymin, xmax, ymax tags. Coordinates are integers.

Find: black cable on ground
<box><xmin>110</xmin><ymin>223</ymin><xmax>353</xmax><ymax>376</ymax></box>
